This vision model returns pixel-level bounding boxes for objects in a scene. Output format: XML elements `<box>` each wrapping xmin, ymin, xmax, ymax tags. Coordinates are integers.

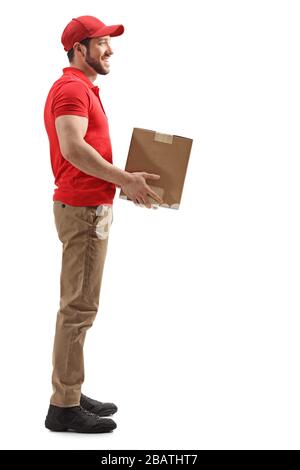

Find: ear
<box><xmin>74</xmin><ymin>42</ymin><xmax>85</xmax><ymax>57</ymax></box>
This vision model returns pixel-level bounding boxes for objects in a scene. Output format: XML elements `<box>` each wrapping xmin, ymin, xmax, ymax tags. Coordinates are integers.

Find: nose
<box><xmin>107</xmin><ymin>44</ymin><xmax>113</xmax><ymax>55</ymax></box>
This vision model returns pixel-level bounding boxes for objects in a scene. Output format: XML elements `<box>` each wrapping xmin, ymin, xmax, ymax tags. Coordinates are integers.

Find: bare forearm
<box><xmin>64</xmin><ymin>140</ymin><xmax>131</xmax><ymax>187</ymax></box>
<box><xmin>61</xmin><ymin>139</ymin><xmax>164</xmax><ymax>208</ymax></box>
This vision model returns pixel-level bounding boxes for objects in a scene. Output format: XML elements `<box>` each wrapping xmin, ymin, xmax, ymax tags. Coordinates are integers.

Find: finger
<box><xmin>140</xmin><ymin>195</ymin><xmax>152</xmax><ymax>209</ymax></box>
<box><xmin>139</xmin><ymin>197</ymin><xmax>149</xmax><ymax>208</ymax></box>
<box><xmin>136</xmin><ymin>196</ymin><xmax>144</xmax><ymax>207</ymax></box>
<box><xmin>147</xmin><ymin>188</ymin><xmax>163</xmax><ymax>204</ymax></box>
<box><xmin>144</xmin><ymin>173</ymin><xmax>161</xmax><ymax>180</ymax></box>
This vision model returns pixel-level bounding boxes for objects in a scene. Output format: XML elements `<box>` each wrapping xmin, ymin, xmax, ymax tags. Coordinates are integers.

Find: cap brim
<box><xmin>91</xmin><ymin>24</ymin><xmax>124</xmax><ymax>38</ymax></box>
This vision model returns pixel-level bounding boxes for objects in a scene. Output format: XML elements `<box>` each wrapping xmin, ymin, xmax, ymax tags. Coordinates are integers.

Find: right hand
<box><xmin>121</xmin><ymin>172</ymin><xmax>163</xmax><ymax>209</ymax></box>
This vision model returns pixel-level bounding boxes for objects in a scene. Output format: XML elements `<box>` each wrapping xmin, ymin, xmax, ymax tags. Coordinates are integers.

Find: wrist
<box><xmin>118</xmin><ymin>170</ymin><xmax>132</xmax><ymax>187</ymax></box>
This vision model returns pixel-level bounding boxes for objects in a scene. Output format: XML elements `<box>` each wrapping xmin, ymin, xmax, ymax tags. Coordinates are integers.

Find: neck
<box><xmin>69</xmin><ymin>63</ymin><xmax>97</xmax><ymax>83</ymax></box>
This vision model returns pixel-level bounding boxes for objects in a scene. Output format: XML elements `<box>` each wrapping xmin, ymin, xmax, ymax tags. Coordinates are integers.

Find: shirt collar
<box><xmin>62</xmin><ymin>67</ymin><xmax>99</xmax><ymax>92</ymax></box>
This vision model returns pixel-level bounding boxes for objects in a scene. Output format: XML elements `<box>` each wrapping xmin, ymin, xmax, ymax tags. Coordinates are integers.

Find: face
<box><xmin>83</xmin><ymin>36</ymin><xmax>113</xmax><ymax>75</ymax></box>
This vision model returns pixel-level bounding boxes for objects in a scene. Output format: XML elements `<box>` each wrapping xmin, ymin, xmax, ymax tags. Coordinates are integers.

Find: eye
<box><xmin>98</xmin><ymin>40</ymin><xmax>111</xmax><ymax>47</ymax></box>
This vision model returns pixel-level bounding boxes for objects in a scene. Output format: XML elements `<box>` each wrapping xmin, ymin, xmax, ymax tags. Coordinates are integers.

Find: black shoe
<box><xmin>45</xmin><ymin>404</ymin><xmax>117</xmax><ymax>433</ymax></box>
<box><xmin>80</xmin><ymin>393</ymin><xmax>118</xmax><ymax>417</ymax></box>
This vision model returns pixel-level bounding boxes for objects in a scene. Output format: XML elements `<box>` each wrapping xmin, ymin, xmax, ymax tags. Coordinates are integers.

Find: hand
<box><xmin>121</xmin><ymin>171</ymin><xmax>164</xmax><ymax>209</ymax></box>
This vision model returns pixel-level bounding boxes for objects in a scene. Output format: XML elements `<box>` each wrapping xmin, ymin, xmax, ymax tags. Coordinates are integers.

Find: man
<box><xmin>43</xmin><ymin>15</ymin><xmax>163</xmax><ymax>433</ymax></box>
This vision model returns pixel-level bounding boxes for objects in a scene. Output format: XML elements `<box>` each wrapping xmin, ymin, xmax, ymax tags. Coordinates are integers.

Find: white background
<box><xmin>1</xmin><ymin>0</ymin><xmax>300</xmax><ymax>450</ymax></box>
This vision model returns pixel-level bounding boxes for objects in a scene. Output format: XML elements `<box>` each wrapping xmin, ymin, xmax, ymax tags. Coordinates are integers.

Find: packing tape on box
<box><xmin>154</xmin><ymin>132</ymin><xmax>173</xmax><ymax>144</ymax></box>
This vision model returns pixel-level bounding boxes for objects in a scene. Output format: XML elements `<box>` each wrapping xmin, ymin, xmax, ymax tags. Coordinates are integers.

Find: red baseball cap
<box><xmin>61</xmin><ymin>15</ymin><xmax>125</xmax><ymax>51</ymax></box>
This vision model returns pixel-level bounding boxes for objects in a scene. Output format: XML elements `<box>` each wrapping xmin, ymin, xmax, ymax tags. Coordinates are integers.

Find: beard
<box><xmin>85</xmin><ymin>49</ymin><xmax>109</xmax><ymax>75</ymax></box>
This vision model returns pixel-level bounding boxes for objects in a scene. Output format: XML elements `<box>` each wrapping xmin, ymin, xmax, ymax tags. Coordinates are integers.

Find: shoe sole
<box><xmin>45</xmin><ymin>422</ymin><xmax>116</xmax><ymax>433</ymax></box>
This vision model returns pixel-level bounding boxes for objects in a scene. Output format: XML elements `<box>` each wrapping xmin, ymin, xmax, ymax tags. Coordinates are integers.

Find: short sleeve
<box><xmin>52</xmin><ymin>82</ymin><xmax>90</xmax><ymax>118</ymax></box>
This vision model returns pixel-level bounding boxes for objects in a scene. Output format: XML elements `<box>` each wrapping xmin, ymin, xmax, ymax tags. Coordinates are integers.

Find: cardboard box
<box><xmin>119</xmin><ymin>128</ymin><xmax>193</xmax><ymax>209</ymax></box>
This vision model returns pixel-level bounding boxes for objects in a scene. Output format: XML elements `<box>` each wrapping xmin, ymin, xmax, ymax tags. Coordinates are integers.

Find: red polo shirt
<box><xmin>44</xmin><ymin>67</ymin><xmax>116</xmax><ymax>206</ymax></box>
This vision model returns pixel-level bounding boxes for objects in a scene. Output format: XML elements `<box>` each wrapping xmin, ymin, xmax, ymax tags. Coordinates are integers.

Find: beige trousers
<box><xmin>50</xmin><ymin>200</ymin><xmax>113</xmax><ymax>407</ymax></box>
